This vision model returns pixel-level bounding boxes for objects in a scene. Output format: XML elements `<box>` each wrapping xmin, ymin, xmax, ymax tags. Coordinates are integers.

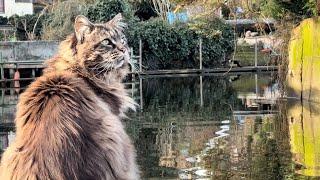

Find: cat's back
<box><xmin>0</xmin><ymin>72</ymin><xmax>138</xmax><ymax>180</ymax></box>
<box><xmin>0</xmin><ymin>72</ymin><xmax>96</xmax><ymax>179</ymax></box>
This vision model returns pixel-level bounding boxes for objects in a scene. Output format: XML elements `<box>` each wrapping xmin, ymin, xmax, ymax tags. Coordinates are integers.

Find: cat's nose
<box><xmin>117</xmin><ymin>44</ymin><xmax>126</xmax><ymax>53</ymax></box>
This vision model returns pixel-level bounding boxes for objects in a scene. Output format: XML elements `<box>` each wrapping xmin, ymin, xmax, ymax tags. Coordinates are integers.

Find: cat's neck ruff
<box><xmin>69</xmin><ymin>65</ymin><xmax>123</xmax><ymax>87</ymax></box>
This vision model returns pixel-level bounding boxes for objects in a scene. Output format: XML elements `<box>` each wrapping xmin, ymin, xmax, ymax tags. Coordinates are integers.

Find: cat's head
<box><xmin>72</xmin><ymin>14</ymin><xmax>130</xmax><ymax>80</ymax></box>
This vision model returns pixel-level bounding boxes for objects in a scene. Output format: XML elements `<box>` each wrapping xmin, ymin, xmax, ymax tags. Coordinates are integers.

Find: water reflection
<box><xmin>288</xmin><ymin>100</ymin><xmax>320</xmax><ymax>177</ymax></box>
<box><xmin>0</xmin><ymin>73</ymin><xmax>319</xmax><ymax>179</ymax></box>
<box><xmin>127</xmin><ymin>73</ymin><xmax>287</xmax><ymax>179</ymax></box>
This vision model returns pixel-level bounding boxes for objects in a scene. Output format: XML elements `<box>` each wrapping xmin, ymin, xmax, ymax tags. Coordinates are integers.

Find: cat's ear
<box><xmin>107</xmin><ymin>13</ymin><xmax>127</xmax><ymax>31</ymax></box>
<box><xmin>74</xmin><ymin>15</ymin><xmax>93</xmax><ymax>43</ymax></box>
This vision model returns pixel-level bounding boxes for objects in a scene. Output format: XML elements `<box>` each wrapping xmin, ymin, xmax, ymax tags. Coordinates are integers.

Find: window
<box><xmin>15</xmin><ymin>0</ymin><xmax>31</xmax><ymax>2</ymax></box>
<box><xmin>0</xmin><ymin>0</ymin><xmax>4</xmax><ymax>13</ymax></box>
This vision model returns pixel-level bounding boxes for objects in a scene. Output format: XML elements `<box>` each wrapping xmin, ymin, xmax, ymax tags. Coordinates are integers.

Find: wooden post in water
<box><xmin>254</xmin><ymin>37</ymin><xmax>258</xmax><ymax>67</ymax></box>
<box><xmin>139</xmin><ymin>39</ymin><xmax>142</xmax><ymax>73</ymax></box>
<box><xmin>199</xmin><ymin>39</ymin><xmax>203</xmax><ymax>70</ymax></box>
<box><xmin>1</xmin><ymin>89</ymin><xmax>4</xmax><ymax>123</ymax></box>
<box><xmin>9</xmin><ymin>69</ymin><xmax>14</xmax><ymax>79</ymax></box>
<box><xmin>9</xmin><ymin>68</ymin><xmax>15</xmax><ymax>95</ymax></box>
<box><xmin>200</xmin><ymin>76</ymin><xmax>203</xmax><ymax>107</ymax></box>
<box><xmin>139</xmin><ymin>77</ymin><xmax>143</xmax><ymax>111</ymax></box>
<box><xmin>255</xmin><ymin>73</ymin><xmax>258</xmax><ymax>99</ymax></box>
<box><xmin>0</xmin><ymin>52</ymin><xmax>4</xmax><ymax>81</ymax></box>
<box><xmin>131</xmin><ymin>82</ymin><xmax>135</xmax><ymax>98</ymax></box>
<box><xmin>130</xmin><ymin>47</ymin><xmax>135</xmax><ymax>79</ymax></box>
<box><xmin>32</xmin><ymin>68</ymin><xmax>36</xmax><ymax>78</ymax></box>
<box><xmin>14</xmin><ymin>65</ymin><xmax>20</xmax><ymax>94</ymax></box>
<box><xmin>1</xmin><ymin>89</ymin><xmax>4</xmax><ymax>105</ymax></box>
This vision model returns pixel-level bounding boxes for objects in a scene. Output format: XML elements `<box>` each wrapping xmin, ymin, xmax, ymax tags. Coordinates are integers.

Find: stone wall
<box><xmin>0</xmin><ymin>41</ymin><xmax>59</xmax><ymax>62</ymax></box>
<box><xmin>288</xmin><ymin>17</ymin><xmax>320</xmax><ymax>102</ymax></box>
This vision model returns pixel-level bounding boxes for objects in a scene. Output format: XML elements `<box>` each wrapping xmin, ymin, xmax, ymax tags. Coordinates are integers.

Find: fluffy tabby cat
<box><xmin>0</xmin><ymin>14</ymin><xmax>140</xmax><ymax>180</ymax></box>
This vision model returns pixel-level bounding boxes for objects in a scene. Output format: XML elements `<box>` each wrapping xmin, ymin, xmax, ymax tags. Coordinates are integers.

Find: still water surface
<box><xmin>0</xmin><ymin>73</ymin><xmax>320</xmax><ymax>179</ymax></box>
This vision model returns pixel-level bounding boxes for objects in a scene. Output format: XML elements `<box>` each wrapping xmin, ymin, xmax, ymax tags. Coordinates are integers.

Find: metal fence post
<box><xmin>255</xmin><ymin>73</ymin><xmax>258</xmax><ymax>98</ymax></box>
<box><xmin>139</xmin><ymin>39</ymin><xmax>142</xmax><ymax>72</ymax></box>
<box><xmin>0</xmin><ymin>52</ymin><xmax>3</xmax><ymax>80</ymax></box>
<box><xmin>200</xmin><ymin>39</ymin><xmax>203</xmax><ymax>70</ymax></box>
<box><xmin>255</xmin><ymin>37</ymin><xmax>258</xmax><ymax>67</ymax></box>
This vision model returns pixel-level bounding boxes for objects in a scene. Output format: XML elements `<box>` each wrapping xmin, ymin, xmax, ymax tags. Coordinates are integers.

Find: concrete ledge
<box><xmin>0</xmin><ymin>41</ymin><xmax>59</xmax><ymax>62</ymax></box>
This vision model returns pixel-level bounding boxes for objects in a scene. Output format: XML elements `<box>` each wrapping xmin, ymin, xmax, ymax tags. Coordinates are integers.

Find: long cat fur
<box><xmin>0</xmin><ymin>14</ymin><xmax>140</xmax><ymax>180</ymax></box>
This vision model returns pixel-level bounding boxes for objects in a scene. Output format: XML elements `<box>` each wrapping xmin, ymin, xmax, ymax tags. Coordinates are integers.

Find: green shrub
<box><xmin>260</xmin><ymin>0</ymin><xmax>317</xmax><ymax>20</ymax></box>
<box><xmin>127</xmin><ymin>17</ymin><xmax>234</xmax><ymax>70</ymax></box>
<box><xmin>42</xmin><ymin>0</ymin><xmax>134</xmax><ymax>40</ymax></box>
<box><xmin>127</xmin><ymin>19</ymin><xmax>198</xmax><ymax>69</ymax></box>
<box><xmin>87</xmin><ymin>0</ymin><xmax>134</xmax><ymax>23</ymax></box>
<box><xmin>189</xmin><ymin>15</ymin><xmax>234</xmax><ymax>67</ymax></box>
<box><xmin>0</xmin><ymin>16</ymin><xmax>8</xmax><ymax>25</ymax></box>
<box><xmin>8</xmin><ymin>14</ymin><xmax>45</xmax><ymax>40</ymax></box>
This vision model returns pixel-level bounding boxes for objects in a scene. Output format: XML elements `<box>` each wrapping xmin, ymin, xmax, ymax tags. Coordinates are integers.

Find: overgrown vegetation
<box><xmin>0</xmin><ymin>14</ymin><xmax>46</xmax><ymax>40</ymax></box>
<box><xmin>87</xmin><ymin>0</ymin><xmax>134</xmax><ymax>23</ymax></box>
<box><xmin>127</xmin><ymin>20</ymin><xmax>198</xmax><ymax>69</ymax></box>
<box><xmin>42</xmin><ymin>0</ymin><xmax>89</xmax><ymax>40</ymax></box>
<box><xmin>127</xmin><ymin>14</ymin><xmax>234</xmax><ymax>70</ymax></box>
<box><xmin>260</xmin><ymin>0</ymin><xmax>318</xmax><ymax>21</ymax></box>
<box><xmin>189</xmin><ymin>14</ymin><xmax>234</xmax><ymax>67</ymax></box>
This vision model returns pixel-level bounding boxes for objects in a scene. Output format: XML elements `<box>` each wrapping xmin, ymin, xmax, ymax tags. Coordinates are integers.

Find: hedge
<box><xmin>127</xmin><ymin>17</ymin><xmax>234</xmax><ymax>70</ymax></box>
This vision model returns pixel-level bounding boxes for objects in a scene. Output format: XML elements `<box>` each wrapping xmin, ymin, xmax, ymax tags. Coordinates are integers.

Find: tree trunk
<box><xmin>317</xmin><ymin>0</ymin><xmax>320</xmax><ymax>15</ymax></box>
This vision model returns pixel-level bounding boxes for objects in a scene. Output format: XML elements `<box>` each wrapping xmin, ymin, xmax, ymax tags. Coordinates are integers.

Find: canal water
<box><xmin>1</xmin><ymin>73</ymin><xmax>320</xmax><ymax>179</ymax></box>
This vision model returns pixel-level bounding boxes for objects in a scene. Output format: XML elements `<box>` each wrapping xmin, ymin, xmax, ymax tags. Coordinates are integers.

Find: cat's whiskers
<box><xmin>95</xmin><ymin>61</ymin><xmax>113</xmax><ymax>76</ymax></box>
<box><xmin>90</xmin><ymin>63</ymin><xmax>105</xmax><ymax>70</ymax></box>
<box><xmin>95</xmin><ymin>66</ymin><xmax>108</xmax><ymax>76</ymax></box>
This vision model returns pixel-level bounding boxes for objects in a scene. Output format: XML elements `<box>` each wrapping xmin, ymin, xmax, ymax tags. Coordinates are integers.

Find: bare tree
<box><xmin>152</xmin><ymin>0</ymin><xmax>171</xmax><ymax>20</ymax></box>
<box><xmin>32</xmin><ymin>6</ymin><xmax>49</xmax><ymax>40</ymax></box>
<box><xmin>317</xmin><ymin>0</ymin><xmax>320</xmax><ymax>15</ymax></box>
<box><xmin>34</xmin><ymin>0</ymin><xmax>52</xmax><ymax>6</ymax></box>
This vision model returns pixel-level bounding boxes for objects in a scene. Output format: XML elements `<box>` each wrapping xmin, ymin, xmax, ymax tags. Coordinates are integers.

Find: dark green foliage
<box><xmin>42</xmin><ymin>0</ymin><xmax>135</xmax><ymax>40</ymax></box>
<box><xmin>276</xmin><ymin>0</ymin><xmax>316</xmax><ymax>18</ymax></box>
<box><xmin>127</xmin><ymin>18</ymin><xmax>234</xmax><ymax>70</ymax></box>
<box><xmin>87</xmin><ymin>0</ymin><xmax>134</xmax><ymax>23</ymax></box>
<box><xmin>261</xmin><ymin>0</ymin><xmax>317</xmax><ymax>20</ymax></box>
<box><xmin>8</xmin><ymin>14</ymin><xmax>45</xmax><ymax>40</ymax></box>
<box><xmin>127</xmin><ymin>19</ymin><xmax>198</xmax><ymax>69</ymax></box>
<box><xmin>190</xmin><ymin>16</ymin><xmax>234</xmax><ymax>67</ymax></box>
<box><xmin>221</xmin><ymin>3</ymin><xmax>231</xmax><ymax>19</ymax></box>
<box><xmin>132</xmin><ymin>0</ymin><xmax>157</xmax><ymax>21</ymax></box>
<box><xmin>0</xmin><ymin>16</ymin><xmax>8</xmax><ymax>25</ymax></box>
<box><xmin>0</xmin><ymin>14</ymin><xmax>45</xmax><ymax>40</ymax></box>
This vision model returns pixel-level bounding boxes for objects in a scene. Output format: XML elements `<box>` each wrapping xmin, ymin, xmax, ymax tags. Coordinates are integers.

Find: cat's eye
<box><xmin>101</xmin><ymin>39</ymin><xmax>111</xmax><ymax>46</ymax></box>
